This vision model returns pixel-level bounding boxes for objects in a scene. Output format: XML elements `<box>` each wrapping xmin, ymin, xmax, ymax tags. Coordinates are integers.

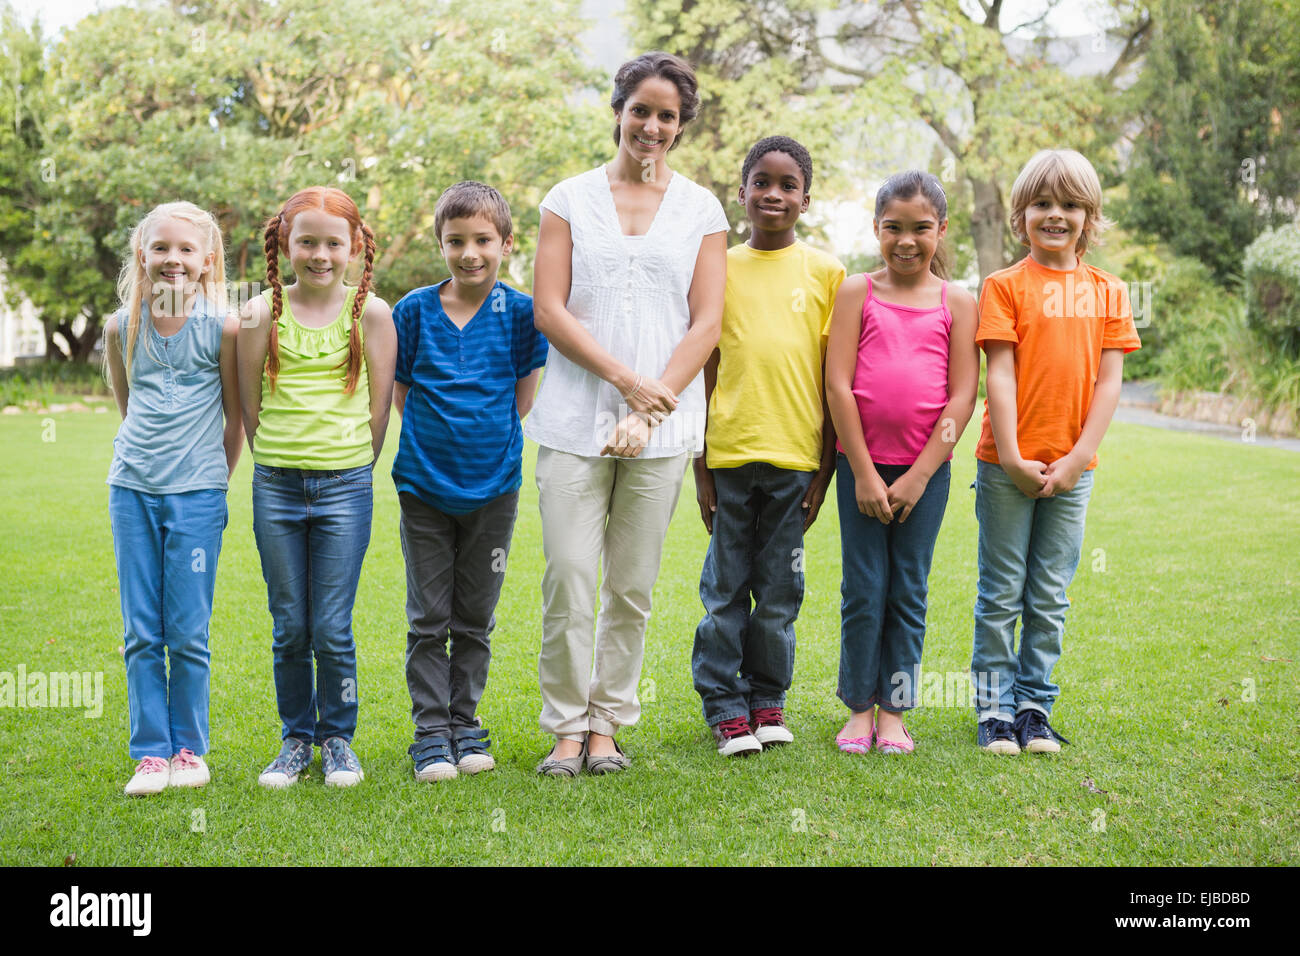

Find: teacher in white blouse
<box><xmin>528</xmin><ymin>52</ymin><xmax>728</xmax><ymax>776</ymax></box>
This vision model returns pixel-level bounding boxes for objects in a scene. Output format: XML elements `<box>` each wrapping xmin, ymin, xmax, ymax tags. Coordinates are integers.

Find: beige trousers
<box><xmin>536</xmin><ymin>447</ymin><xmax>687</xmax><ymax>739</ymax></box>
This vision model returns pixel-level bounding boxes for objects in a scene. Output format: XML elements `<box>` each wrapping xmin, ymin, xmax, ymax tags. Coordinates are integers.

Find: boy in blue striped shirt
<box><xmin>391</xmin><ymin>181</ymin><xmax>548</xmax><ymax>782</ymax></box>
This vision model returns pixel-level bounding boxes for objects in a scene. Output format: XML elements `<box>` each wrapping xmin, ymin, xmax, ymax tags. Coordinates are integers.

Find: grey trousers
<box><xmin>399</xmin><ymin>490</ymin><xmax>519</xmax><ymax>740</ymax></box>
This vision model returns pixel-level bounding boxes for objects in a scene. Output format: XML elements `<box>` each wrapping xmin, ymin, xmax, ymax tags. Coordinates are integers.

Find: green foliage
<box><xmin>625</xmin><ymin>0</ymin><xmax>1142</xmax><ymax>281</ymax></box>
<box><xmin>1117</xmin><ymin>0</ymin><xmax>1300</xmax><ymax>283</ymax></box>
<box><xmin>0</xmin><ymin>0</ymin><xmax>608</xmax><ymax>361</ymax></box>
<box><xmin>1243</xmin><ymin>224</ymin><xmax>1300</xmax><ymax>357</ymax></box>
<box><xmin>0</xmin><ymin>361</ymin><xmax>111</xmax><ymax>407</ymax></box>
<box><xmin>1149</xmin><ymin>257</ymin><xmax>1240</xmax><ymax>391</ymax></box>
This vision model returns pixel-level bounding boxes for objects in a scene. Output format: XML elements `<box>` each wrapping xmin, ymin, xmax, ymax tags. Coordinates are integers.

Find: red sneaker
<box><xmin>750</xmin><ymin>707</ymin><xmax>794</xmax><ymax>748</ymax></box>
<box><xmin>712</xmin><ymin>716</ymin><xmax>762</xmax><ymax>756</ymax></box>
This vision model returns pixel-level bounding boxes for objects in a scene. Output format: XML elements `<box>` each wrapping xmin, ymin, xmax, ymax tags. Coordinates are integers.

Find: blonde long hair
<box><xmin>110</xmin><ymin>201</ymin><xmax>227</xmax><ymax>383</ymax></box>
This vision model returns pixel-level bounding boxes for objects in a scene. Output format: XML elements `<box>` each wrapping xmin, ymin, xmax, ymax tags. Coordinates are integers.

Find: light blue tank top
<box><xmin>107</xmin><ymin>297</ymin><xmax>229</xmax><ymax>494</ymax></box>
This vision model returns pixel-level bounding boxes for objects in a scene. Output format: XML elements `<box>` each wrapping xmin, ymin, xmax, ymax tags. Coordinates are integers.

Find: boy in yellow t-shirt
<box><xmin>692</xmin><ymin>136</ymin><xmax>845</xmax><ymax>756</ymax></box>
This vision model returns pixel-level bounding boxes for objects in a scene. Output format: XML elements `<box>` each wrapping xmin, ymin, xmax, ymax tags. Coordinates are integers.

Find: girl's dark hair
<box><xmin>610</xmin><ymin>52</ymin><xmax>699</xmax><ymax>151</ymax></box>
<box><xmin>874</xmin><ymin>170</ymin><xmax>951</xmax><ymax>279</ymax></box>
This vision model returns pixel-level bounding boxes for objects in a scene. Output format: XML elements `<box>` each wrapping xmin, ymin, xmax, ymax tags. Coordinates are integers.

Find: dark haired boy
<box><xmin>391</xmin><ymin>181</ymin><xmax>548</xmax><ymax>780</ymax></box>
<box><xmin>692</xmin><ymin>137</ymin><xmax>845</xmax><ymax>755</ymax></box>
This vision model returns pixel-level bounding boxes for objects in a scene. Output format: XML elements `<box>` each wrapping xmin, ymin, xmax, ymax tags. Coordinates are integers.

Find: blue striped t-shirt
<box><xmin>391</xmin><ymin>280</ymin><xmax>548</xmax><ymax>514</ymax></box>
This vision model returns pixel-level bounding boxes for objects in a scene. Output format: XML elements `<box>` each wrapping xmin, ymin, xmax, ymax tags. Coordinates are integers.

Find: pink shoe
<box><xmin>875</xmin><ymin>724</ymin><xmax>915</xmax><ymax>755</ymax></box>
<box><xmin>836</xmin><ymin>732</ymin><xmax>874</xmax><ymax>755</ymax></box>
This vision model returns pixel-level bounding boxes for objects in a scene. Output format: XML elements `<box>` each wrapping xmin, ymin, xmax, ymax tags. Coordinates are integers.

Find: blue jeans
<box><xmin>109</xmin><ymin>486</ymin><xmax>228</xmax><ymax>759</ymax></box>
<box><xmin>691</xmin><ymin>463</ymin><xmax>812</xmax><ymax>726</ymax></box>
<box><xmin>971</xmin><ymin>459</ymin><xmax>1093</xmax><ymax>721</ymax></box>
<box><xmin>252</xmin><ymin>464</ymin><xmax>373</xmax><ymax>744</ymax></box>
<box><xmin>836</xmin><ymin>456</ymin><xmax>950</xmax><ymax>713</ymax></box>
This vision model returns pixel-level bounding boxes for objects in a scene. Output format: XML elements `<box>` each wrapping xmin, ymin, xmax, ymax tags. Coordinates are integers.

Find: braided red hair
<box><xmin>262</xmin><ymin>187</ymin><xmax>374</xmax><ymax>395</ymax></box>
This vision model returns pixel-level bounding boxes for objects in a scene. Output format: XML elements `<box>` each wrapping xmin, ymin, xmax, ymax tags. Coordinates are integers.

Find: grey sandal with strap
<box><xmin>536</xmin><ymin>739</ymin><xmax>586</xmax><ymax>777</ymax></box>
<box><xmin>586</xmin><ymin>738</ymin><xmax>631</xmax><ymax>775</ymax></box>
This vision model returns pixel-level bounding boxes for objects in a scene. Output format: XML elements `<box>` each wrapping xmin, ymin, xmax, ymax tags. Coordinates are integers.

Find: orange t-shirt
<box><xmin>975</xmin><ymin>255</ymin><xmax>1141</xmax><ymax>469</ymax></box>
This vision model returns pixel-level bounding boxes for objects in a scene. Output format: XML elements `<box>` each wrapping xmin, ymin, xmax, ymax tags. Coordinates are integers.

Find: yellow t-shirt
<box><xmin>705</xmin><ymin>241</ymin><xmax>845</xmax><ymax>470</ymax></box>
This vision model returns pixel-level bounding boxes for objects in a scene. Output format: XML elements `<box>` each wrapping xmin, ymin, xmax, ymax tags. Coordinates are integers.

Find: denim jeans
<box><xmin>252</xmin><ymin>463</ymin><xmax>372</xmax><ymax>744</ymax></box>
<box><xmin>691</xmin><ymin>463</ymin><xmax>813</xmax><ymax>726</ymax></box>
<box><xmin>109</xmin><ymin>486</ymin><xmax>228</xmax><ymax>759</ymax></box>
<box><xmin>836</xmin><ymin>456</ymin><xmax>950</xmax><ymax>713</ymax></box>
<box><xmin>971</xmin><ymin>459</ymin><xmax>1093</xmax><ymax>721</ymax></box>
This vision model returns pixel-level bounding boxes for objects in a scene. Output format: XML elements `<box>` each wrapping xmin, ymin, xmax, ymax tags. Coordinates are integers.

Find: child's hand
<box><xmin>802</xmin><ymin>468</ymin><xmax>832</xmax><ymax>531</ymax></box>
<box><xmin>600</xmin><ymin>412</ymin><xmax>653</xmax><ymax>459</ymax></box>
<box><xmin>1004</xmin><ymin>458</ymin><xmax>1049</xmax><ymax>498</ymax></box>
<box><xmin>1041</xmin><ymin>453</ymin><xmax>1087</xmax><ymax>497</ymax></box>
<box><xmin>623</xmin><ymin>376</ymin><xmax>678</xmax><ymax>419</ymax></box>
<box><xmin>886</xmin><ymin>469</ymin><xmax>930</xmax><ymax>524</ymax></box>
<box><xmin>856</xmin><ymin>471</ymin><xmax>894</xmax><ymax>525</ymax></box>
<box><xmin>694</xmin><ymin>461</ymin><xmax>717</xmax><ymax>534</ymax></box>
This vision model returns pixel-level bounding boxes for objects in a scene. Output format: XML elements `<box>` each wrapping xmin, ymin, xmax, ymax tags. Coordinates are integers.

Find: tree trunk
<box><xmin>969</xmin><ymin>175</ymin><xmax>1009</xmax><ymax>284</ymax></box>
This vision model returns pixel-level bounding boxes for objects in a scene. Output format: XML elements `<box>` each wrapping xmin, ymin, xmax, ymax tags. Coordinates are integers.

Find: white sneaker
<box><xmin>169</xmin><ymin>749</ymin><xmax>211</xmax><ymax>788</ymax></box>
<box><xmin>124</xmin><ymin>756</ymin><xmax>171</xmax><ymax>796</ymax></box>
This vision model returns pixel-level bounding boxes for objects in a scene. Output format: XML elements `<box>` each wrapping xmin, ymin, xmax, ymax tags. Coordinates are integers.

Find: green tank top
<box><xmin>254</xmin><ymin>287</ymin><xmax>373</xmax><ymax>469</ymax></box>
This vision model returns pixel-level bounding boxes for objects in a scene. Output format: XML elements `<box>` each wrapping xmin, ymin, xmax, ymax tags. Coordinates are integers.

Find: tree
<box><xmin>1118</xmin><ymin>0</ymin><xmax>1300</xmax><ymax>283</ymax></box>
<box><xmin>628</xmin><ymin>0</ymin><xmax>1152</xmax><ymax>280</ymax></box>
<box><xmin>0</xmin><ymin>0</ymin><xmax>608</xmax><ymax>361</ymax></box>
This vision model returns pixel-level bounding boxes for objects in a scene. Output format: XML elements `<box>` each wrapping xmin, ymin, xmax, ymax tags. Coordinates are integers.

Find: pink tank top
<box><xmin>842</xmin><ymin>275</ymin><xmax>952</xmax><ymax>466</ymax></box>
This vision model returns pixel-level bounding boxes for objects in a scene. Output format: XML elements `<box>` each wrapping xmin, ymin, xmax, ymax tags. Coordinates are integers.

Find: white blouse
<box><xmin>525</xmin><ymin>165</ymin><xmax>730</xmax><ymax>458</ymax></box>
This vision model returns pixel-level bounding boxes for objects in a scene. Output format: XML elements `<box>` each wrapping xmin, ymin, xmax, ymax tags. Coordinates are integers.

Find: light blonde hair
<box><xmin>1009</xmin><ymin>149</ymin><xmax>1111</xmax><ymax>255</ymax></box>
<box><xmin>110</xmin><ymin>202</ymin><xmax>227</xmax><ymax>383</ymax></box>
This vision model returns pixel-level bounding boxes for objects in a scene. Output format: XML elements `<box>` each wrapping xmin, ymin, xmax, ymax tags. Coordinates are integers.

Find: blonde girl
<box><xmin>105</xmin><ymin>201</ymin><xmax>243</xmax><ymax>796</ymax></box>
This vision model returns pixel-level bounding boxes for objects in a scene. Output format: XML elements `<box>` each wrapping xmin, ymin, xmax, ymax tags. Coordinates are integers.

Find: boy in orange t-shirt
<box><xmin>972</xmin><ymin>149</ymin><xmax>1141</xmax><ymax>755</ymax></box>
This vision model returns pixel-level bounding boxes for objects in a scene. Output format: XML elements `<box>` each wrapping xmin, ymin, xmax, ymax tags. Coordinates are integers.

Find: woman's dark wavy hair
<box><xmin>610</xmin><ymin>52</ymin><xmax>699</xmax><ymax>151</ymax></box>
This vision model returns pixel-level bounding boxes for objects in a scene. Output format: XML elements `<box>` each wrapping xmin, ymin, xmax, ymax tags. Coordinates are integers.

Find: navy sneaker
<box><xmin>410</xmin><ymin>736</ymin><xmax>458</xmax><ymax>781</ymax></box>
<box><xmin>258</xmin><ymin>737</ymin><xmax>313</xmax><ymax>788</ymax></box>
<box><xmin>321</xmin><ymin>736</ymin><xmax>364</xmax><ymax>787</ymax></box>
<box><xmin>1014</xmin><ymin>709</ymin><xmax>1070</xmax><ymax>753</ymax></box>
<box><xmin>977</xmin><ymin>718</ymin><xmax>1020</xmax><ymax>755</ymax></box>
<box><xmin>452</xmin><ymin>726</ymin><xmax>495</xmax><ymax>775</ymax></box>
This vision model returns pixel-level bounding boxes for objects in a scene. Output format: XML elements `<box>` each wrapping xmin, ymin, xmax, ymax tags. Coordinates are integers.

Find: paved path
<box><xmin>1114</xmin><ymin>381</ymin><xmax>1300</xmax><ymax>453</ymax></box>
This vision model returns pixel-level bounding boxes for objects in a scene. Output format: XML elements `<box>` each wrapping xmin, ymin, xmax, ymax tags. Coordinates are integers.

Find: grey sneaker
<box><xmin>321</xmin><ymin>736</ymin><xmax>364</xmax><ymax>787</ymax></box>
<box><xmin>258</xmin><ymin>737</ymin><xmax>313</xmax><ymax>789</ymax></box>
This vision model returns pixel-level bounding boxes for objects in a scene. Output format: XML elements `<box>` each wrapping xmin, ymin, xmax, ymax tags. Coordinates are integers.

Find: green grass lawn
<box><xmin>1</xmin><ymin>410</ymin><xmax>1297</xmax><ymax>866</ymax></box>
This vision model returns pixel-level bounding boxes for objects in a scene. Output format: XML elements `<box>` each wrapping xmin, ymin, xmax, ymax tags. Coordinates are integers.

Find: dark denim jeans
<box><xmin>836</xmin><ymin>455</ymin><xmax>950</xmax><ymax>713</ymax></box>
<box><xmin>252</xmin><ymin>463</ymin><xmax>372</xmax><ymax>744</ymax></box>
<box><xmin>691</xmin><ymin>463</ymin><xmax>813</xmax><ymax>726</ymax></box>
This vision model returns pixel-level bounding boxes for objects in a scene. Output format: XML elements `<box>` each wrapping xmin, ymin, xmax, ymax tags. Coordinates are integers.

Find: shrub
<box><xmin>1243</xmin><ymin>225</ymin><xmax>1300</xmax><ymax>357</ymax></box>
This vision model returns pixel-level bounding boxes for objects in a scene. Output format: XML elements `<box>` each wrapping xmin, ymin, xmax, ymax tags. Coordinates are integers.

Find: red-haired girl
<box><xmin>236</xmin><ymin>186</ymin><xmax>396</xmax><ymax>788</ymax></box>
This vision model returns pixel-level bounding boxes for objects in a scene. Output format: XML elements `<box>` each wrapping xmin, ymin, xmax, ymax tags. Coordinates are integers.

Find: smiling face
<box><xmin>287</xmin><ymin>208</ymin><xmax>355</xmax><ymax>287</ymax></box>
<box><xmin>1023</xmin><ymin>190</ymin><xmax>1088</xmax><ymax>259</ymax></box>
<box><xmin>874</xmin><ymin>193</ymin><xmax>947</xmax><ymax>277</ymax></box>
<box><xmin>615</xmin><ymin>76</ymin><xmax>683</xmax><ymax>163</ymax></box>
<box><xmin>439</xmin><ymin>213</ymin><xmax>512</xmax><ymax>290</ymax></box>
<box><xmin>740</xmin><ymin>150</ymin><xmax>809</xmax><ymax>237</ymax></box>
<box><xmin>140</xmin><ymin>217</ymin><xmax>212</xmax><ymax>303</ymax></box>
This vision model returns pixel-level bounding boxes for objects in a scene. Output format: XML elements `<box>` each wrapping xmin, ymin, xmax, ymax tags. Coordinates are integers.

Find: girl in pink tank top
<box><xmin>824</xmin><ymin>171</ymin><xmax>980</xmax><ymax>755</ymax></box>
